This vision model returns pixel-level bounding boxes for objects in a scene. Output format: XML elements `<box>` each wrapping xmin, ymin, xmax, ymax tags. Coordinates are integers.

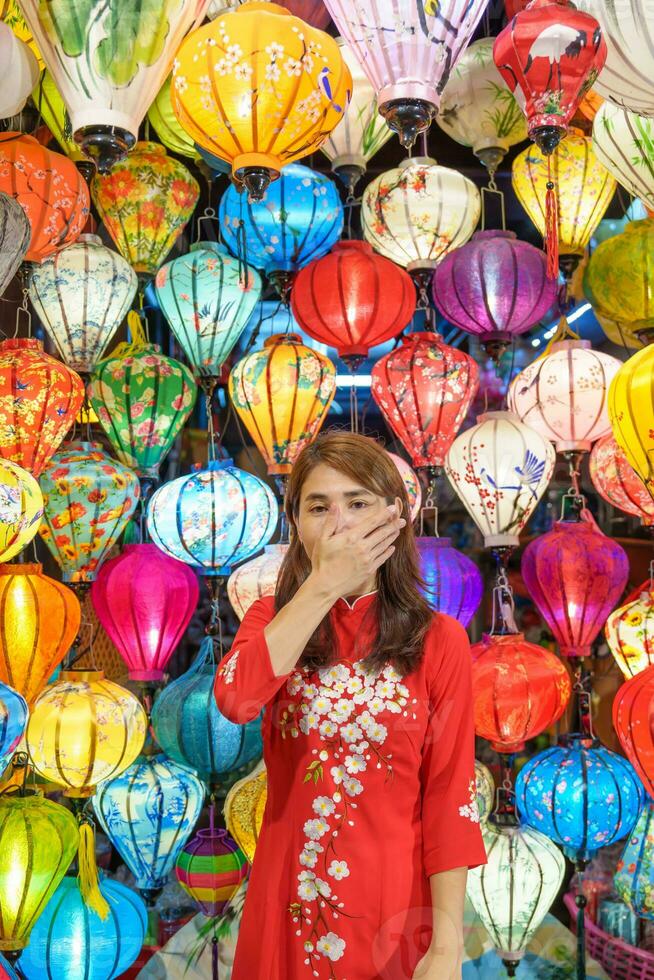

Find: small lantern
<box><xmin>227</xmin><ymin>544</ymin><xmax>288</xmax><ymax>621</ymax></box>
<box><xmin>176</xmin><ymin>826</ymin><xmax>248</xmax><ymax>918</ymax></box>
<box><xmin>0</xmin><ymin>681</ymin><xmax>27</xmax><ymax>776</ymax></box>
<box><xmin>0</xmin><ymin>192</ymin><xmax>29</xmax><ymax>299</ymax></box>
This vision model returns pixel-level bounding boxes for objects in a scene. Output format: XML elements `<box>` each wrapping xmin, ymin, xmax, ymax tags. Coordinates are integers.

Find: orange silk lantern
<box><xmin>0</xmin><ymin>338</ymin><xmax>84</xmax><ymax>478</ymax></box>
<box><xmin>0</xmin><ymin>563</ymin><xmax>80</xmax><ymax>705</ymax></box>
<box><xmin>613</xmin><ymin>664</ymin><xmax>654</xmax><ymax>799</ymax></box>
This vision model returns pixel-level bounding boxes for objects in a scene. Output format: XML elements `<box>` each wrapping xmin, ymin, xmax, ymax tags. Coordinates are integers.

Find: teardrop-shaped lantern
<box><xmin>38</xmin><ymin>442</ymin><xmax>140</xmax><ymax>585</ymax></box>
<box><xmin>0</xmin><ymin>192</ymin><xmax>29</xmax><ymax>299</ymax></box>
<box><xmin>609</xmin><ymin>344</ymin><xmax>654</xmax><ymax>499</ymax></box>
<box><xmin>592</xmin><ymin>105</ymin><xmax>654</xmax><ymax>212</ymax></box>
<box><xmin>585</xmin><ymin>219</ymin><xmax>654</xmax><ymax>344</ymax></box>
<box><xmin>0</xmin><ymin>681</ymin><xmax>27</xmax><ymax>776</ymax></box>
<box><xmin>229</xmin><ymin>334</ymin><xmax>336</xmax><ymax>476</ymax></box>
<box><xmin>227</xmin><ymin>544</ymin><xmax>288</xmax><ymax>621</ymax></box>
<box><xmin>615</xmin><ymin>801</ymin><xmax>654</xmax><ymax>920</ymax></box>
<box><xmin>147</xmin><ymin>75</ymin><xmax>200</xmax><ymax>162</ymax></box>
<box><xmin>415</xmin><ymin>538</ymin><xmax>483</xmax><ymax>627</ymax></box>
<box><xmin>176</xmin><ymin>826</ymin><xmax>247</xmax><ymax>918</ymax></box>
<box><xmin>0</xmin><ymin>460</ymin><xmax>42</xmax><ymax>563</ymax></box>
<box><xmin>590</xmin><ymin>434</ymin><xmax>654</xmax><ymax>527</ymax></box>
<box><xmin>613</xmin><ymin>664</ymin><xmax>654</xmax><ymax>798</ymax></box>
<box><xmin>31</xmin><ymin>70</ymin><xmax>89</xmax><ymax>169</ymax></box>
<box><xmin>606</xmin><ymin>586</ymin><xmax>654</xmax><ymax>679</ymax></box>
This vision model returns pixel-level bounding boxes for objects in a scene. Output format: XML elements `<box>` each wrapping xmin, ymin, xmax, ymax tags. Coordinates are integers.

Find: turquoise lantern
<box><xmin>151</xmin><ymin>637</ymin><xmax>263</xmax><ymax>789</ymax></box>
<box><xmin>154</xmin><ymin>243</ymin><xmax>262</xmax><ymax>386</ymax></box>
<box><xmin>615</xmin><ymin>800</ymin><xmax>654</xmax><ymax>920</ymax></box>
<box><xmin>18</xmin><ymin>877</ymin><xmax>147</xmax><ymax>980</ymax></box>
<box><xmin>93</xmin><ymin>753</ymin><xmax>204</xmax><ymax>904</ymax></box>
<box><xmin>146</xmin><ymin>460</ymin><xmax>278</xmax><ymax>576</ymax></box>
<box><xmin>0</xmin><ymin>681</ymin><xmax>27</xmax><ymax>777</ymax></box>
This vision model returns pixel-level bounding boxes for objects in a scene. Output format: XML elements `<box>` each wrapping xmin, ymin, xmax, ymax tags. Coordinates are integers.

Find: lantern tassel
<box><xmin>544</xmin><ymin>166</ymin><xmax>559</xmax><ymax>281</ymax></box>
<box><xmin>78</xmin><ymin>820</ymin><xmax>110</xmax><ymax>920</ymax></box>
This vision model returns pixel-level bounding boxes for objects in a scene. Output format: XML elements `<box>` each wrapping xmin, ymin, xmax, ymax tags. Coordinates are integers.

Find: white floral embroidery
<box><xmin>217</xmin><ymin>649</ymin><xmax>239</xmax><ymax>685</ymax></box>
<box><xmin>459</xmin><ymin>778</ymin><xmax>480</xmax><ymax>824</ymax></box>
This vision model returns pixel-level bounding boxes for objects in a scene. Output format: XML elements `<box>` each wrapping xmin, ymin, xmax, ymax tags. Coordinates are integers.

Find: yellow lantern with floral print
<box><xmin>0</xmin><ymin>459</ymin><xmax>43</xmax><ymax>563</ymax></box>
<box><xmin>606</xmin><ymin>588</ymin><xmax>654</xmax><ymax>679</ymax></box>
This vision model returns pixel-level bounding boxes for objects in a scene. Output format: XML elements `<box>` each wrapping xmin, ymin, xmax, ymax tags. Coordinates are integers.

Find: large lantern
<box><xmin>171</xmin><ymin>2</ymin><xmax>351</xmax><ymax>200</ymax></box>
<box><xmin>508</xmin><ymin>336</ymin><xmax>621</xmax><ymax>453</ymax></box>
<box><xmin>227</xmin><ymin>544</ymin><xmax>288</xmax><ymax>621</ymax></box>
<box><xmin>584</xmin><ymin>219</ymin><xmax>654</xmax><ymax>344</ymax></box>
<box><xmin>0</xmin><ymin>338</ymin><xmax>84</xmax><ymax>478</ymax></box>
<box><xmin>91</xmin><ymin>142</ymin><xmax>199</xmax><ymax>278</ymax></box>
<box><xmin>291</xmin><ymin>240</ymin><xmax>415</xmax><ymax>363</ymax></box>
<box><xmin>592</xmin><ymin>105</ymin><xmax>654</xmax><ymax>212</ymax></box>
<box><xmin>0</xmin><ymin>23</ymin><xmax>38</xmax><ymax>119</ymax></box>
<box><xmin>0</xmin><ymin>460</ymin><xmax>42</xmax><ymax>563</ymax></box>
<box><xmin>0</xmin><ymin>563</ymin><xmax>80</xmax><ymax>705</ymax></box>
<box><xmin>615</xmin><ymin>801</ymin><xmax>654</xmax><ymax>920</ymax></box>
<box><xmin>176</xmin><ymin>826</ymin><xmax>248</xmax><ymax>918</ymax></box>
<box><xmin>613</xmin><ymin>664</ymin><xmax>654</xmax><ymax>798</ymax></box>
<box><xmin>91</xmin><ymin>543</ymin><xmax>199</xmax><ymax>683</ymax></box>
<box><xmin>147</xmin><ymin>75</ymin><xmax>200</xmax><ymax>162</ymax></box>
<box><xmin>146</xmin><ymin>460</ymin><xmax>278</xmax><ymax>575</ymax></box>
<box><xmin>471</xmin><ymin>633</ymin><xmax>571</xmax><ymax>752</ymax></box>
<box><xmin>415</xmin><ymin>538</ymin><xmax>482</xmax><ymax>627</ymax></box>
<box><xmin>31</xmin><ymin>70</ymin><xmax>93</xmax><ymax>171</ymax></box>
<box><xmin>29</xmin><ymin>235</ymin><xmax>138</xmax><ymax>375</ymax></box>
<box><xmin>38</xmin><ymin>442</ymin><xmax>140</xmax><ymax>585</ymax></box>
<box><xmin>521</xmin><ymin>518</ymin><xmax>629</xmax><ymax>657</ymax></box>
<box><xmin>0</xmin><ymin>193</ymin><xmax>29</xmax><ymax>299</ymax></box>
<box><xmin>18</xmin><ymin>0</ymin><xmax>209</xmax><ymax>172</ymax></box>
<box><xmin>371</xmin><ymin>331</ymin><xmax>478</xmax><ymax>471</ymax></box>
<box><xmin>155</xmin><ymin>242</ymin><xmax>261</xmax><ymax>384</ymax></box>
<box><xmin>229</xmin><ymin>334</ymin><xmax>336</xmax><ymax>476</ymax></box>
<box><xmin>606</xmin><ymin>587</ymin><xmax>654</xmax><ymax>679</ymax></box>
<box><xmin>445</xmin><ymin>411</ymin><xmax>555</xmax><ymax>549</ymax></box>
<box><xmin>608</xmin><ymin>344</ymin><xmax>654</xmax><ymax>499</ymax></box>
<box><xmin>0</xmin><ymin>682</ymin><xmax>27</xmax><ymax>776</ymax></box>
<box><xmin>590</xmin><ymin>434</ymin><xmax>654</xmax><ymax>528</ymax></box>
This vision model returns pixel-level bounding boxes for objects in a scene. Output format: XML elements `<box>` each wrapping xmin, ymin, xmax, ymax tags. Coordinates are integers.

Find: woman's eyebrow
<box><xmin>304</xmin><ymin>489</ymin><xmax>374</xmax><ymax>502</ymax></box>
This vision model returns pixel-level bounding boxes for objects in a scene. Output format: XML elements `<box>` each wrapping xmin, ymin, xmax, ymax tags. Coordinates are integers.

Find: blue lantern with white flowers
<box><xmin>0</xmin><ymin>680</ymin><xmax>28</xmax><ymax>776</ymax></box>
<box><xmin>416</xmin><ymin>537</ymin><xmax>483</xmax><ymax>627</ymax></box>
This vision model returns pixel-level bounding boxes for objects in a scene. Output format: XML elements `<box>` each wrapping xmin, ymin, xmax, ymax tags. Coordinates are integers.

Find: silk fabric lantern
<box><xmin>223</xmin><ymin>762</ymin><xmax>266</xmax><ymax>864</ymax></box>
<box><xmin>31</xmin><ymin>71</ymin><xmax>89</xmax><ymax>169</ymax></box>
<box><xmin>229</xmin><ymin>334</ymin><xmax>336</xmax><ymax>476</ymax></box>
<box><xmin>522</xmin><ymin>518</ymin><xmax>629</xmax><ymax>657</ymax></box>
<box><xmin>415</xmin><ymin>538</ymin><xmax>483</xmax><ymax>627</ymax></box>
<box><xmin>147</xmin><ymin>75</ymin><xmax>200</xmax><ymax>162</ymax></box>
<box><xmin>609</xmin><ymin>344</ymin><xmax>654</xmax><ymax>498</ymax></box>
<box><xmin>0</xmin><ymin>133</ymin><xmax>89</xmax><ymax>262</ymax></box>
<box><xmin>92</xmin><ymin>543</ymin><xmax>199</xmax><ymax>682</ymax></box>
<box><xmin>291</xmin><ymin>240</ymin><xmax>416</xmax><ymax>362</ymax></box>
<box><xmin>171</xmin><ymin>2</ymin><xmax>351</xmax><ymax>199</ymax></box>
<box><xmin>0</xmin><ymin>460</ymin><xmax>42</xmax><ymax>563</ymax></box>
<box><xmin>0</xmin><ymin>0</ymin><xmax>41</xmax><ymax>68</ymax></box>
<box><xmin>0</xmin><ymin>563</ymin><xmax>80</xmax><ymax>705</ymax></box>
<box><xmin>0</xmin><ymin>192</ymin><xmax>29</xmax><ymax>299</ymax></box>
<box><xmin>0</xmin><ymin>682</ymin><xmax>27</xmax><ymax>776</ymax></box>
<box><xmin>209</xmin><ymin>0</ymin><xmax>332</xmax><ymax>26</ymax></box>
<box><xmin>590</xmin><ymin>434</ymin><xmax>654</xmax><ymax>527</ymax></box>
<box><xmin>585</xmin><ymin>220</ymin><xmax>654</xmax><ymax>343</ymax></box>
<box><xmin>371</xmin><ymin>331</ymin><xmax>479</xmax><ymax>471</ymax></box>
<box><xmin>227</xmin><ymin>544</ymin><xmax>287</xmax><ymax>621</ymax></box>
<box><xmin>593</xmin><ymin>105</ymin><xmax>654</xmax><ymax>212</ymax></box>
<box><xmin>147</xmin><ymin>460</ymin><xmax>278</xmax><ymax>575</ymax></box>
<box><xmin>29</xmin><ymin>235</ymin><xmax>138</xmax><ymax>375</ymax></box>
<box><xmin>606</xmin><ymin>587</ymin><xmax>654</xmax><ymax>679</ymax></box>
<box><xmin>614</xmin><ymin>665</ymin><xmax>654</xmax><ymax>798</ymax></box>
<box><xmin>615</xmin><ymin>801</ymin><xmax>654</xmax><ymax>920</ymax></box>
<box><xmin>445</xmin><ymin>411</ymin><xmax>555</xmax><ymax>548</ymax></box>
<box><xmin>475</xmin><ymin>761</ymin><xmax>495</xmax><ymax>827</ymax></box>
<box><xmin>387</xmin><ymin>452</ymin><xmax>421</xmax><ymax>523</ymax></box>
<box><xmin>91</xmin><ymin>142</ymin><xmax>199</xmax><ymax>277</ymax></box>
<box><xmin>176</xmin><ymin>826</ymin><xmax>247</xmax><ymax>918</ymax></box>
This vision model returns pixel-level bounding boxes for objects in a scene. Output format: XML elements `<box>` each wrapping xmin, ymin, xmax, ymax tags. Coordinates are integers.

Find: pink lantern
<box><xmin>226</xmin><ymin>543</ymin><xmax>288</xmax><ymax>621</ymax></box>
<box><xmin>590</xmin><ymin>434</ymin><xmax>654</xmax><ymax>527</ymax></box>
<box><xmin>522</xmin><ymin>518</ymin><xmax>629</xmax><ymax>657</ymax></box>
<box><xmin>91</xmin><ymin>543</ymin><xmax>199</xmax><ymax>682</ymax></box>
<box><xmin>387</xmin><ymin>451</ymin><xmax>421</xmax><ymax>521</ymax></box>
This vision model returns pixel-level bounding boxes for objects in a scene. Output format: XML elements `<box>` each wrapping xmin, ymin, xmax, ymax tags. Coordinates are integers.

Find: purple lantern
<box><xmin>416</xmin><ymin>537</ymin><xmax>483</xmax><ymax>627</ymax></box>
<box><xmin>432</xmin><ymin>230</ymin><xmax>557</xmax><ymax>354</ymax></box>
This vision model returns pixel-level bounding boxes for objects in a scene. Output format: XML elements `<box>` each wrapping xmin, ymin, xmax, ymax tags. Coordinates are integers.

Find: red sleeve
<box><xmin>420</xmin><ymin>614</ymin><xmax>488</xmax><ymax>877</ymax></box>
<box><xmin>214</xmin><ymin>595</ymin><xmax>295</xmax><ymax>724</ymax></box>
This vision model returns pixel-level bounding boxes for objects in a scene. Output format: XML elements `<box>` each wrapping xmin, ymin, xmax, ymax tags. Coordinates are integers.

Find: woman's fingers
<box><xmin>362</xmin><ymin>516</ymin><xmax>406</xmax><ymax>549</ymax></box>
<box><xmin>371</xmin><ymin>544</ymin><xmax>395</xmax><ymax>569</ymax></box>
<box><xmin>368</xmin><ymin>526</ymin><xmax>402</xmax><ymax>560</ymax></box>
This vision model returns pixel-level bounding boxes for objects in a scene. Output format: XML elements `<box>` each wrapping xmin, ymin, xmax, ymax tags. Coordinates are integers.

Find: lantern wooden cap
<box><xmin>264</xmin><ymin>333</ymin><xmax>303</xmax><ymax>348</ymax></box>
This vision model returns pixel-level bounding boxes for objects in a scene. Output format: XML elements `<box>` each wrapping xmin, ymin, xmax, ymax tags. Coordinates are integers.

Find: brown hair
<box><xmin>275</xmin><ymin>431</ymin><xmax>434</xmax><ymax>677</ymax></box>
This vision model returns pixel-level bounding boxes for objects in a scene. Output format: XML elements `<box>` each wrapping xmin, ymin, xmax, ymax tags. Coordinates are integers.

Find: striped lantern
<box><xmin>0</xmin><ymin>459</ymin><xmax>43</xmax><ymax>563</ymax></box>
<box><xmin>590</xmin><ymin>434</ymin><xmax>654</xmax><ymax>527</ymax></box>
<box><xmin>227</xmin><ymin>544</ymin><xmax>288</xmax><ymax>621</ymax></box>
<box><xmin>0</xmin><ymin>191</ymin><xmax>29</xmax><ymax>300</ymax></box>
<box><xmin>593</xmin><ymin>104</ymin><xmax>654</xmax><ymax>211</ymax></box>
<box><xmin>176</xmin><ymin>826</ymin><xmax>248</xmax><ymax>917</ymax></box>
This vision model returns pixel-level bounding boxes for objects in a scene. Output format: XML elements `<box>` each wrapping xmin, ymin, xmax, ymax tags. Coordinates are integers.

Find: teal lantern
<box><xmin>615</xmin><ymin>800</ymin><xmax>654</xmax><ymax>920</ymax></box>
<box><xmin>0</xmin><ymin>681</ymin><xmax>27</xmax><ymax>777</ymax></box>
<box><xmin>18</xmin><ymin>877</ymin><xmax>147</xmax><ymax>980</ymax></box>
<box><xmin>154</xmin><ymin>242</ymin><xmax>262</xmax><ymax>385</ymax></box>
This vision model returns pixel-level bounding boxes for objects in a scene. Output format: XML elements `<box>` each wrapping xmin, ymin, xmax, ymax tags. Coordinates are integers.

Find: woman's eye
<box><xmin>350</xmin><ymin>501</ymin><xmax>368</xmax><ymax>509</ymax></box>
<box><xmin>309</xmin><ymin>506</ymin><xmax>327</xmax><ymax>514</ymax></box>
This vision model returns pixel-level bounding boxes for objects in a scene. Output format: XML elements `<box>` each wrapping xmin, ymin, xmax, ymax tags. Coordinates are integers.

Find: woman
<box><xmin>215</xmin><ymin>432</ymin><xmax>487</xmax><ymax>980</ymax></box>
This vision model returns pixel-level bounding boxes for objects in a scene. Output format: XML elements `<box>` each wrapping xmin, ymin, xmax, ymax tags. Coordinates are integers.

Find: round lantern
<box><xmin>38</xmin><ymin>442</ymin><xmax>140</xmax><ymax>585</ymax></box>
<box><xmin>613</xmin><ymin>664</ymin><xmax>654</xmax><ymax>798</ymax></box>
<box><xmin>176</xmin><ymin>826</ymin><xmax>247</xmax><ymax>918</ymax></box>
<box><xmin>615</xmin><ymin>801</ymin><xmax>654</xmax><ymax>920</ymax></box>
<box><xmin>27</xmin><ymin>670</ymin><xmax>147</xmax><ymax>794</ymax></box>
<box><xmin>147</xmin><ymin>460</ymin><xmax>278</xmax><ymax>575</ymax></box>
<box><xmin>291</xmin><ymin>240</ymin><xmax>416</xmax><ymax>363</ymax></box>
<box><xmin>0</xmin><ymin>21</ymin><xmax>38</xmax><ymax>119</ymax></box>
<box><xmin>0</xmin><ymin>682</ymin><xmax>27</xmax><ymax>776</ymax></box>
<box><xmin>592</xmin><ymin>105</ymin><xmax>654</xmax><ymax>212</ymax></box>
<box><xmin>147</xmin><ymin>75</ymin><xmax>200</xmax><ymax>162</ymax></box>
<box><xmin>319</xmin><ymin>38</ymin><xmax>391</xmax><ymax>191</ymax></box>
<box><xmin>471</xmin><ymin>633</ymin><xmax>571</xmax><ymax>752</ymax></box>
<box><xmin>387</xmin><ymin>452</ymin><xmax>421</xmax><ymax>522</ymax></box>
<box><xmin>93</xmin><ymin>753</ymin><xmax>205</xmax><ymax>900</ymax></box>
<box><xmin>91</xmin><ymin>543</ymin><xmax>199</xmax><ymax>683</ymax></box>
<box><xmin>606</xmin><ymin>588</ymin><xmax>654</xmax><ymax>679</ymax></box>
<box><xmin>0</xmin><ymin>563</ymin><xmax>80</xmax><ymax>705</ymax></box>
<box><xmin>595</xmin><ymin>311</ymin><xmax>645</xmax><ymax>352</ymax></box>
<box><xmin>0</xmin><ymin>0</ymin><xmax>41</xmax><ymax>68</ymax></box>
<box><xmin>416</xmin><ymin>538</ymin><xmax>483</xmax><ymax>627</ymax></box>
<box><xmin>609</xmin><ymin>344</ymin><xmax>654</xmax><ymax>498</ymax></box>
<box><xmin>29</xmin><ymin>235</ymin><xmax>138</xmax><ymax>375</ymax></box>
<box><xmin>0</xmin><ymin>793</ymin><xmax>78</xmax><ymax>953</ymax></box>
<box><xmin>31</xmin><ymin>71</ymin><xmax>89</xmax><ymax>169</ymax></box>
<box><xmin>437</xmin><ymin>38</ymin><xmax>527</xmax><ymax>174</ymax></box>
<box><xmin>361</xmin><ymin>157</ymin><xmax>481</xmax><ymax>275</ymax></box>
<box><xmin>590</xmin><ymin>434</ymin><xmax>654</xmax><ymax>527</ymax></box>
<box><xmin>0</xmin><ymin>460</ymin><xmax>42</xmax><ymax>562</ymax></box>
<box><xmin>18</xmin><ymin>0</ymin><xmax>207</xmax><ymax>171</ymax></box>
<box><xmin>155</xmin><ymin>242</ymin><xmax>261</xmax><ymax>384</ymax></box>
<box><xmin>522</xmin><ymin>518</ymin><xmax>630</xmax><ymax>657</ymax></box>
<box><xmin>445</xmin><ymin>411</ymin><xmax>555</xmax><ymax>549</ymax></box>
<box><xmin>516</xmin><ymin>735</ymin><xmax>644</xmax><ymax>862</ymax></box>
<box><xmin>0</xmin><ymin>338</ymin><xmax>84</xmax><ymax>478</ymax></box>
<box><xmin>371</xmin><ymin>331</ymin><xmax>479</xmax><ymax>471</ymax></box>
<box><xmin>585</xmin><ymin>219</ymin><xmax>654</xmax><ymax>343</ymax></box>
<box><xmin>229</xmin><ymin>334</ymin><xmax>336</xmax><ymax>476</ymax></box>
<box><xmin>91</xmin><ymin>142</ymin><xmax>199</xmax><ymax>277</ymax></box>
<box><xmin>323</xmin><ymin>0</ymin><xmax>488</xmax><ymax>147</ymax></box>
<box><xmin>508</xmin><ymin>337</ymin><xmax>621</xmax><ymax>453</ymax></box>
<box><xmin>171</xmin><ymin>2</ymin><xmax>351</xmax><ymax>199</ymax></box>
<box><xmin>151</xmin><ymin>637</ymin><xmax>263</xmax><ymax>786</ymax></box>
<box><xmin>88</xmin><ymin>342</ymin><xmax>197</xmax><ymax>479</ymax></box>
<box><xmin>0</xmin><ymin>133</ymin><xmax>89</xmax><ymax>262</ymax></box>
<box><xmin>0</xmin><ymin>192</ymin><xmax>29</xmax><ymax>299</ymax></box>
<box><xmin>227</xmin><ymin>543</ymin><xmax>287</xmax><ymax>621</ymax></box>
<box><xmin>432</xmin><ymin>231</ymin><xmax>558</xmax><ymax>352</ymax></box>
<box><xmin>18</xmin><ymin>877</ymin><xmax>147</xmax><ymax>980</ymax></box>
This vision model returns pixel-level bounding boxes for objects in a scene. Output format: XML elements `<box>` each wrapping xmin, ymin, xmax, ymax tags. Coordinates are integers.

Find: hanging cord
<box><xmin>203</xmin><ymin>381</ymin><xmax>219</xmax><ymax>463</ymax></box>
<box><xmin>418</xmin><ymin>467</ymin><xmax>439</xmax><ymax>536</ymax></box>
<box><xmin>349</xmin><ymin>372</ymin><xmax>359</xmax><ymax>434</ymax></box>
<box><xmin>575</xmin><ymin>857</ymin><xmax>589</xmax><ymax>980</ymax></box>
<box><xmin>206</xmin><ymin>577</ymin><xmax>224</xmax><ymax>658</ymax></box>
<box><xmin>8</xmin><ymin>275</ymin><xmax>32</xmax><ymax>341</ymax></box>
<box><xmin>489</xmin><ymin>561</ymin><xmax>519</xmax><ymax>635</ymax></box>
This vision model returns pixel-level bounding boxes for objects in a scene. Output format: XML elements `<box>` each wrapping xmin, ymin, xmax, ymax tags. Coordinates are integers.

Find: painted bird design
<box><xmin>524</xmin><ymin>25</ymin><xmax>589</xmax><ymax>89</ymax></box>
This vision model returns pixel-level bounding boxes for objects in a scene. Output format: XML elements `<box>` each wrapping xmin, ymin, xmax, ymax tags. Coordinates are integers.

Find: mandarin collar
<box><xmin>333</xmin><ymin>590</ymin><xmax>379</xmax><ymax>615</ymax></box>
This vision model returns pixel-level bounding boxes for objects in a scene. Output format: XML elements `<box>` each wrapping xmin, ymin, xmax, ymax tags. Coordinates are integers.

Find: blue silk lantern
<box><xmin>18</xmin><ymin>877</ymin><xmax>147</xmax><ymax>980</ymax></box>
<box><xmin>615</xmin><ymin>801</ymin><xmax>654</xmax><ymax>920</ymax></box>
<box><xmin>195</xmin><ymin>145</ymin><xmax>231</xmax><ymax>177</ymax></box>
<box><xmin>0</xmin><ymin>680</ymin><xmax>27</xmax><ymax>776</ymax></box>
<box><xmin>93</xmin><ymin>753</ymin><xmax>204</xmax><ymax>903</ymax></box>
<box><xmin>151</xmin><ymin>637</ymin><xmax>263</xmax><ymax>787</ymax></box>
<box><xmin>146</xmin><ymin>460</ymin><xmax>278</xmax><ymax>576</ymax></box>
<box><xmin>515</xmin><ymin>735</ymin><xmax>644</xmax><ymax>862</ymax></box>
<box><xmin>416</xmin><ymin>537</ymin><xmax>483</xmax><ymax>627</ymax></box>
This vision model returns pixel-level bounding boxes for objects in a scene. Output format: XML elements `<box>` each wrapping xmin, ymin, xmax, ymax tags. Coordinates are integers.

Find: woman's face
<box><xmin>294</xmin><ymin>462</ymin><xmax>402</xmax><ymax>561</ymax></box>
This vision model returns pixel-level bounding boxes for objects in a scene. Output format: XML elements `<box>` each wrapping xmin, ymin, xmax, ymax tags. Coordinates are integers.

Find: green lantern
<box><xmin>584</xmin><ymin>219</ymin><xmax>654</xmax><ymax>344</ymax></box>
<box><xmin>147</xmin><ymin>74</ymin><xmax>200</xmax><ymax>162</ymax></box>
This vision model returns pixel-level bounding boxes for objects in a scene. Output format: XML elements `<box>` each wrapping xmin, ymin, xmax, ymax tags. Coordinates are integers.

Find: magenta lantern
<box><xmin>432</xmin><ymin>230</ymin><xmax>558</xmax><ymax>351</ymax></box>
<box><xmin>522</xmin><ymin>518</ymin><xmax>629</xmax><ymax>658</ymax></box>
<box><xmin>91</xmin><ymin>543</ymin><xmax>199</xmax><ymax>682</ymax></box>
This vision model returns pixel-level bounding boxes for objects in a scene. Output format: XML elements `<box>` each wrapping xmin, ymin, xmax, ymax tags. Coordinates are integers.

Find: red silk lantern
<box><xmin>0</xmin><ymin>338</ymin><xmax>84</xmax><ymax>477</ymax></box>
<box><xmin>91</xmin><ymin>543</ymin><xmax>199</xmax><ymax>682</ymax></box>
<box><xmin>290</xmin><ymin>240</ymin><xmax>416</xmax><ymax>365</ymax></box>
<box><xmin>613</xmin><ymin>664</ymin><xmax>654</xmax><ymax>799</ymax></box>
<box><xmin>471</xmin><ymin>633</ymin><xmax>571</xmax><ymax>752</ymax></box>
<box><xmin>0</xmin><ymin>133</ymin><xmax>89</xmax><ymax>262</ymax></box>
<box><xmin>590</xmin><ymin>434</ymin><xmax>654</xmax><ymax>527</ymax></box>
<box><xmin>522</xmin><ymin>517</ymin><xmax>629</xmax><ymax>657</ymax></box>
<box><xmin>371</xmin><ymin>331</ymin><xmax>479</xmax><ymax>470</ymax></box>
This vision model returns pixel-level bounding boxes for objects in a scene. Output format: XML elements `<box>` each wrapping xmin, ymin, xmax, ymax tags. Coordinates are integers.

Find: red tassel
<box><xmin>544</xmin><ymin>156</ymin><xmax>559</xmax><ymax>281</ymax></box>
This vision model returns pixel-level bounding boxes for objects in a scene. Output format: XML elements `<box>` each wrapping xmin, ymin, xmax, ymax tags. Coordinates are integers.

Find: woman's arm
<box><xmin>413</xmin><ymin>867</ymin><xmax>467</xmax><ymax>979</ymax></box>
